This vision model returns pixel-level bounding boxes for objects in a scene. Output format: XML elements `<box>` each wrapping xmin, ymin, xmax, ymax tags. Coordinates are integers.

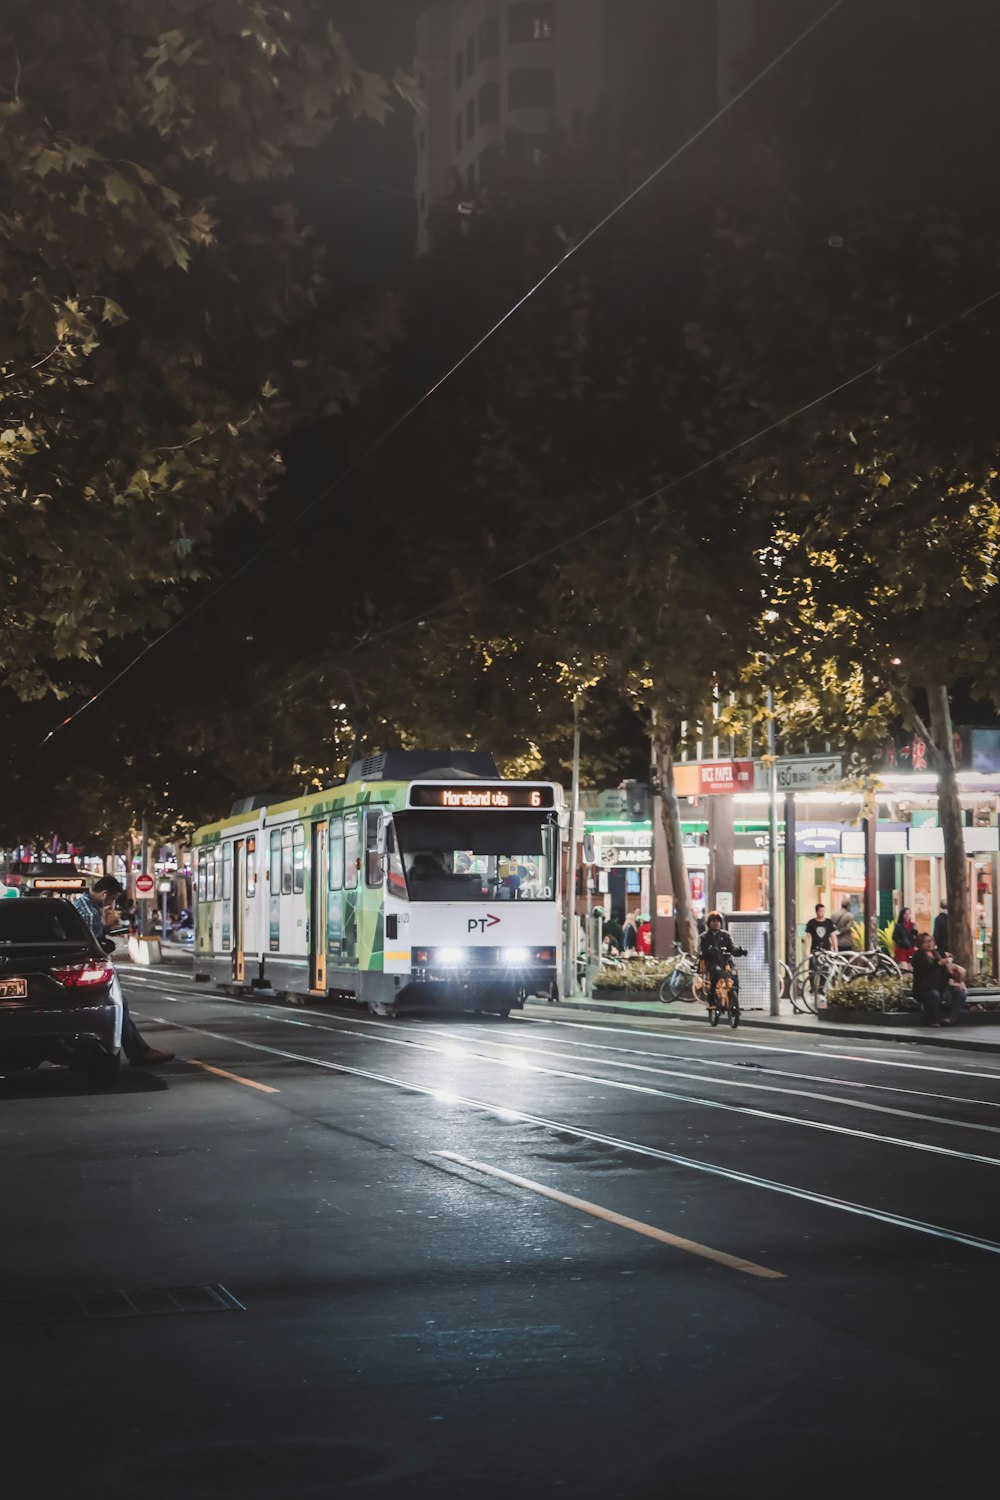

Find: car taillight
<box><xmin>50</xmin><ymin>962</ymin><xmax>115</xmax><ymax>987</ymax></box>
<box><xmin>533</xmin><ymin>948</ymin><xmax>555</xmax><ymax>963</ymax></box>
<box><xmin>2</xmin><ymin>875</ymin><xmax>22</xmax><ymax>887</ymax></box>
<box><xmin>413</xmin><ymin>948</ymin><xmax>429</xmax><ymax>964</ymax></box>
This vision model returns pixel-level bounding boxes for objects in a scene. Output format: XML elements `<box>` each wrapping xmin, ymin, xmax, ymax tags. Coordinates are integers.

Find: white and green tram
<box><xmin>192</xmin><ymin>751</ymin><xmax>564</xmax><ymax>1016</ymax></box>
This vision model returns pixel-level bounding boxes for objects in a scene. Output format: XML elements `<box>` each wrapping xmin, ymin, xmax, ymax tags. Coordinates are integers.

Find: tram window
<box><xmin>344</xmin><ymin>812</ymin><xmax>359</xmax><ymax>891</ymax></box>
<box><xmin>247</xmin><ymin>837</ymin><xmax>257</xmax><ymax>899</ymax></box>
<box><xmin>197</xmin><ymin>854</ymin><xmax>207</xmax><ymax>903</ymax></box>
<box><xmin>270</xmin><ymin>830</ymin><xmax>280</xmax><ymax>892</ymax></box>
<box><xmin>280</xmin><ymin>826</ymin><xmax>293</xmax><ymax>895</ymax></box>
<box><xmin>221</xmin><ymin>843</ymin><xmax>232</xmax><ymax>901</ymax></box>
<box><xmin>328</xmin><ymin>816</ymin><xmax>344</xmax><ymax>892</ymax></box>
<box><xmin>206</xmin><ymin>848</ymin><xmax>217</xmax><ymax>903</ymax></box>
<box><xmin>365</xmin><ymin>811</ymin><xmax>383</xmax><ymax>887</ymax></box>
<box><xmin>292</xmin><ymin>824</ymin><xmax>306</xmax><ymax>894</ymax></box>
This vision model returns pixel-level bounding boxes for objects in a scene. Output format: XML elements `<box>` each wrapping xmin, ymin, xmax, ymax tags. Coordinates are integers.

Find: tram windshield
<box><xmin>393</xmin><ymin>811</ymin><xmax>557</xmax><ymax>902</ymax></box>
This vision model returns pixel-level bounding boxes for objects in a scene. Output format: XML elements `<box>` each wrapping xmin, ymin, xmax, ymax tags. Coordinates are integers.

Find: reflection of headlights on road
<box><xmin>503</xmin><ymin>947</ymin><xmax>530</xmax><ymax>965</ymax></box>
<box><xmin>438</xmin><ymin>948</ymin><xmax>463</xmax><ymax>966</ymax></box>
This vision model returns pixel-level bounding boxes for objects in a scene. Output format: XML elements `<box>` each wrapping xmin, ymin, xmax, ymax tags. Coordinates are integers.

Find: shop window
<box><xmin>478</xmin><ymin>80</ymin><xmax>499</xmax><ymax>124</ymax></box>
<box><xmin>507</xmin><ymin>67</ymin><xmax>555</xmax><ymax>110</ymax></box>
<box><xmin>328</xmin><ymin>816</ymin><xmax>344</xmax><ymax>892</ymax></box>
<box><xmin>292</xmin><ymin>824</ymin><xmax>306</xmax><ymax>895</ymax></box>
<box><xmin>344</xmin><ymin>812</ymin><xmax>359</xmax><ymax>891</ymax></box>
<box><xmin>280</xmin><ymin>826</ymin><xmax>293</xmax><ymax>895</ymax></box>
<box><xmin>508</xmin><ymin>4</ymin><xmax>555</xmax><ymax>44</ymax></box>
<box><xmin>466</xmin><ymin>96</ymin><xmax>476</xmax><ymax>138</ymax></box>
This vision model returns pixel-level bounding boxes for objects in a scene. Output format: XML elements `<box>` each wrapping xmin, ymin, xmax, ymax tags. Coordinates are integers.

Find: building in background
<box><xmin>413</xmin><ymin>0</ymin><xmax>760</xmax><ymax>252</ymax></box>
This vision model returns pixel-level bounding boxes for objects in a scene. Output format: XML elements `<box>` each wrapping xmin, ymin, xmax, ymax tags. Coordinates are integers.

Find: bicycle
<box><xmin>706</xmin><ymin>961</ymin><xmax>741</xmax><ymax>1029</ymax></box>
<box><xmin>658</xmin><ymin>945</ymin><xmax>705</xmax><ymax>1004</ymax></box>
<box><xmin>794</xmin><ymin>949</ymin><xmax>859</xmax><ymax>1012</ymax></box>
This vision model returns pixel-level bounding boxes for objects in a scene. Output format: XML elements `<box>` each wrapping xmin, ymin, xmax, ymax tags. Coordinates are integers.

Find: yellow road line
<box><xmin>435</xmin><ymin>1151</ymin><xmax>785</xmax><ymax>1280</ymax></box>
<box><xmin>186</xmin><ymin>1058</ymin><xmax>279</xmax><ymax>1094</ymax></box>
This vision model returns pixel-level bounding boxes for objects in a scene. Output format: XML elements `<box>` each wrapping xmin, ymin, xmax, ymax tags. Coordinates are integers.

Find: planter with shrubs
<box><xmin>592</xmin><ymin>957</ymin><xmax>675</xmax><ymax>1000</ymax></box>
<box><xmin>823</xmin><ymin>973</ymin><xmax>918</xmax><ymax>1021</ymax></box>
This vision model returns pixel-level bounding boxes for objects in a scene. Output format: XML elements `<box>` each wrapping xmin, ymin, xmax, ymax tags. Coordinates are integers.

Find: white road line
<box><xmin>133</xmin><ymin>1005</ymin><xmax>1000</xmax><ymax>1168</ymax></box>
<box><xmin>129</xmin><ymin>984</ymin><xmax>1000</xmax><ymax>1145</ymax></box>
<box><xmin>126</xmin><ymin>1009</ymin><xmax>1000</xmax><ymax>1261</ymax></box>
<box><xmin>423</xmin><ymin>1026</ymin><xmax>1000</xmax><ymax>1112</ymax></box>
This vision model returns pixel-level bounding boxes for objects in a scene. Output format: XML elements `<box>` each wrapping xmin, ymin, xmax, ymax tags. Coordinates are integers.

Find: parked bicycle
<box><xmin>659</xmin><ymin>943</ymin><xmax>705</xmax><ymax>1004</ymax></box>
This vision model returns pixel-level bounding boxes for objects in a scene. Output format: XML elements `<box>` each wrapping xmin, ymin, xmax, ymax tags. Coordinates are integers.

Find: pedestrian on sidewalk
<box><xmin>73</xmin><ymin>877</ymin><xmax>174</xmax><ymax>1066</ymax></box>
<box><xmin>911</xmin><ymin>931</ymin><xmax>965</xmax><ymax>1026</ymax></box>
<box><xmin>933</xmin><ymin>900</ymin><xmax>950</xmax><ymax>954</ymax></box>
<box><xmin>833</xmin><ymin>897</ymin><xmax>856</xmax><ymax>952</ymax></box>
<box><xmin>892</xmin><ymin>907</ymin><xmax>918</xmax><ymax>968</ymax></box>
<box><xmin>621</xmin><ymin>913</ymin><xmax>638</xmax><ymax>953</ymax></box>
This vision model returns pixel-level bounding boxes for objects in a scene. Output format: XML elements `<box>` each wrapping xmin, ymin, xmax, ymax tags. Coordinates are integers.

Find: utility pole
<box><xmin>139</xmin><ymin>815</ymin><xmax>149</xmax><ymax>939</ymax></box>
<box><xmin>561</xmin><ymin>693</ymin><xmax>582</xmax><ymax>1001</ymax></box>
<box><xmin>766</xmin><ymin>688</ymin><xmax>781</xmax><ymax>1017</ymax></box>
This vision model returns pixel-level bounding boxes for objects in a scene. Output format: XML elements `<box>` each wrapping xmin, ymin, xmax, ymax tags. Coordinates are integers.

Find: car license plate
<box><xmin>0</xmin><ymin>978</ymin><xmax>28</xmax><ymax>1000</ymax></box>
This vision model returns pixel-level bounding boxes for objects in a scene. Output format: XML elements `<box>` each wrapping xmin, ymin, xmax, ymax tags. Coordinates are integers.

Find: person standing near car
<box><xmin>73</xmin><ymin>877</ymin><xmax>173</xmax><ymax>1066</ymax></box>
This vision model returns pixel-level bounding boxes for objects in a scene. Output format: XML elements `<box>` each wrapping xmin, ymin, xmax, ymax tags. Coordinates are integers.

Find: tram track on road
<box><xmin>120</xmin><ymin>996</ymin><xmax>1000</xmax><ymax>1262</ymax></box>
<box><xmin>129</xmin><ymin>972</ymin><xmax>1000</xmax><ymax>1150</ymax></box>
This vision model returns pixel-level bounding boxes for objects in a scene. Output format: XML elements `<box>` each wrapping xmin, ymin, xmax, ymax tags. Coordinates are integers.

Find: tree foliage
<box><xmin>0</xmin><ymin>0</ymin><xmax>404</xmax><ymax>693</ymax></box>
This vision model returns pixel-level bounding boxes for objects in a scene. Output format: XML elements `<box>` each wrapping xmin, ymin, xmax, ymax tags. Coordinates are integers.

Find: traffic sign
<box><xmin>754</xmin><ymin>756</ymin><xmax>843</xmax><ymax>792</ymax></box>
<box><xmin>135</xmin><ymin>873</ymin><xmax>155</xmax><ymax>899</ymax></box>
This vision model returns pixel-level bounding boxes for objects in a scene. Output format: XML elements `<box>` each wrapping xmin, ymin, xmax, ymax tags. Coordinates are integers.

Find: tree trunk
<box><xmin>652</xmin><ymin>722</ymin><xmax>698</xmax><ymax>955</ymax></box>
<box><xmin>926</xmin><ymin>685</ymin><xmax>975</xmax><ymax>975</ymax></box>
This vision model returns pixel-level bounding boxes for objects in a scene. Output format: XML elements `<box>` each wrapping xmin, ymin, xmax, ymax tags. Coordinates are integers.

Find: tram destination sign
<box><xmin>410</xmin><ymin>784</ymin><xmax>555</xmax><ymax>810</ymax></box>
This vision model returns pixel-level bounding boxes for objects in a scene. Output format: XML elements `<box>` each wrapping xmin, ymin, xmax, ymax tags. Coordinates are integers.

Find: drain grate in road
<box><xmin>0</xmin><ymin>1283</ymin><xmax>245</xmax><ymax>1326</ymax></box>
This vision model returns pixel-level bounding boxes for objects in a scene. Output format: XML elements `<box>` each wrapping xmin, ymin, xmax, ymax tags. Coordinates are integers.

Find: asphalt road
<box><xmin>3</xmin><ymin>965</ymin><xmax>999</xmax><ymax>1499</ymax></box>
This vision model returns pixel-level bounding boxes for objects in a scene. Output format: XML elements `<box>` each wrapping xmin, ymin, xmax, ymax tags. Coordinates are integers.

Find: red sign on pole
<box><xmin>135</xmin><ymin>873</ymin><xmax>155</xmax><ymax>896</ymax></box>
<box><xmin>697</xmin><ymin>761</ymin><xmax>754</xmax><ymax>795</ymax></box>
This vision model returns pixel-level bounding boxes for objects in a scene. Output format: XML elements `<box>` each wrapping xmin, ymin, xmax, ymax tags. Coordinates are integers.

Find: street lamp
<box><xmin>761</xmin><ymin>626</ymin><xmax>781</xmax><ymax>1018</ymax></box>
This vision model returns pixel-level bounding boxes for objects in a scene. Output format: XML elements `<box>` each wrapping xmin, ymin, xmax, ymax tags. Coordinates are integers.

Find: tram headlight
<box><xmin>503</xmin><ymin>947</ymin><xmax>530</xmax><ymax>966</ymax></box>
<box><xmin>439</xmin><ymin>948</ymin><xmax>463</xmax><ymax>966</ymax></box>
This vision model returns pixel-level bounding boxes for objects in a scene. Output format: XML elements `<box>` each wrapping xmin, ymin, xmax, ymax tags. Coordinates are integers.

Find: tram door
<box><xmin>232</xmin><ymin>838</ymin><xmax>246</xmax><ymax>984</ymax></box>
<box><xmin>310</xmin><ymin>821</ymin><xmax>328</xmax><ymax>993</ymax></box>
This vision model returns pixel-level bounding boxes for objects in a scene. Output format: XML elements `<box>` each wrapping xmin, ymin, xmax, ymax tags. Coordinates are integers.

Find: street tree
<box><xmin>0</xmin><ymin>0</ymin><xmax>403</xmax><ymax>695</ymax></box>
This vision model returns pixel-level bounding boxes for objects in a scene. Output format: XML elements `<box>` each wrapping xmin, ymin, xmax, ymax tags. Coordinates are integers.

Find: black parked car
<box><xmin>0</xmin><ymin>899</ymin><xmax>123</xmax><ymax>1086</ymax></box>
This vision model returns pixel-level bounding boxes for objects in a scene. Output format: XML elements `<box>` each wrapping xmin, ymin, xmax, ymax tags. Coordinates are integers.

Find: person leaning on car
<box><xmin>73</xmin><ymin>877</ymin><xmax>173</xmax><ymax>1066</ymax></box>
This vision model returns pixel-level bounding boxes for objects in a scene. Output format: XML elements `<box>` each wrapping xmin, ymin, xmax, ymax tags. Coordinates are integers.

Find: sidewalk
<box><xmin>525</xmin><ymin>995</ymin><xmax>1000</xmax><ymax>1055</ymax></box>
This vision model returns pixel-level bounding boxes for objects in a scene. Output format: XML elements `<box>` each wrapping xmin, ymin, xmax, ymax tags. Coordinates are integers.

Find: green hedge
<box><xmin>826</xmin><ymin>974</ymin><xmax>917</xmax><ymax>1013</ymax></box>
<box><xmin>594</xmin><ymin>958</ymin><xmax>675</xmax><ymax>993</ymax></box>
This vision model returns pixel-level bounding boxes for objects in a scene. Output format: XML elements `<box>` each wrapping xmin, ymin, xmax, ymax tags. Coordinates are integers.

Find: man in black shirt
<box><xmin>912</xmin><ymin>930</ymin><xmax>965</xmax><ymax>1026</ymax></box>
<box><xmin>804</xmin><ymin>903</ymin><xmax>836</xmax><ymax>998</ymax></box>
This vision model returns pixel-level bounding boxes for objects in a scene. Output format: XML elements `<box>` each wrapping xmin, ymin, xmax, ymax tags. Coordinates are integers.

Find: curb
<box><xmin>529</xmin><ymin>998</ymin><xmax>1000</xmax><ymax>1055</ymax></box>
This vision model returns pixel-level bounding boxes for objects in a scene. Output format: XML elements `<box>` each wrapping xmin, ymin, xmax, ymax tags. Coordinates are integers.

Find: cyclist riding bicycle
<box><xmin>698</xmin><ymin>910</ymin><xmax>746</xmax><ymax>1009</ymax></box>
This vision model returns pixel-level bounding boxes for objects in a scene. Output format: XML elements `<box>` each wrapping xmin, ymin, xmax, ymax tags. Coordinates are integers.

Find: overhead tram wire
<box><xmin>339</xmin><ymin>282</ymin><xmax>1000</xmax><ymax>656</ymax></box>
<box><xmin>42</xmin><ymin>0</ymin><xmax>848</xmax><ymax>746</ymax></box>
<box><xmin>155</xmin><ymin>278</ymin><xmax>1000</xmax><ymax>731</ymax></box>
